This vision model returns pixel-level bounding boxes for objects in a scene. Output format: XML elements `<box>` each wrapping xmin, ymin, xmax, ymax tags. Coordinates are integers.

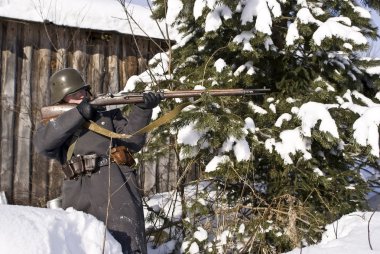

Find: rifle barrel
<box><xmin>162</xmin><ymin>88</ymin><xmax>269</xmax><ymax>98</ymax></box>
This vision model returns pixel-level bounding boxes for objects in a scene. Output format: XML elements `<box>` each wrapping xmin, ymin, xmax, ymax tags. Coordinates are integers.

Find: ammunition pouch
<box><xmin>62</xmin><ymin>154</ymin><xmax>98</xmax><ymax>180</ymax></box>
<box><xmin>62</xmin><ymin>146</ymin><xmax>135</xmax><ymax>180</ymax></box>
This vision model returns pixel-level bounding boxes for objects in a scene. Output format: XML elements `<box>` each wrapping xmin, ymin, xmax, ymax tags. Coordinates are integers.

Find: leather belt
<box><xmin>97</xmin><ymin>156</ymin><xmax>110</xmax><ymax>167</ymax></box>
<box><xmin>62</xmin><ymin>146</ymin><xmax>135</xmax><ymax>180</ymax></box>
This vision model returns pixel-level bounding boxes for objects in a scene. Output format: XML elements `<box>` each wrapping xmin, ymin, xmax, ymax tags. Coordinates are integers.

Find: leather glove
<box><xmin>136</xmin><ymin>92</ymin><xmax>163</xmax><ymax>109</ymax></box>
<box><xmin>77</xmin><ymin>98</ymin><xmax>96</xmax><ymax>121</ymax></box>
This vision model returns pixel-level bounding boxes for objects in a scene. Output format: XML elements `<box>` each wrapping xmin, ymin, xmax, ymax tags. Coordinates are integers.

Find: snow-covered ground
<box><xmin>0</xmin><ymin>205</ymin><xmax>122</xmax><ymax>254</ymax></box>
<box><xmin>0</xmin><ymin>199</ymin><xmax>379</xmax><ymax>254</ymax></box>
<box><xmin>285</xmin><ymin>212</ymin><xmax>380</xmax><ymax>254</ymax></box>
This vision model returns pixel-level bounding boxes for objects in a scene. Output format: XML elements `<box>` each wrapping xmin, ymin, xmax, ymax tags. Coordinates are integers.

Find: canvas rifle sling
<box><xmin>66</xmin><ymin>128</ymin><xmax>82</xmax><ymax>162</ymax></box>
<box><xmin>82</xmin><ymin>101</ymin><xmax>196</xmax><ymax>140</ymax></box>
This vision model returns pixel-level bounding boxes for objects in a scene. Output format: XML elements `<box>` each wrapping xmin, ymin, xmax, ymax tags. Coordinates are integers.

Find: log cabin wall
<box><xmin>0</xmin><ymin>18</ymin><xmax>171</xmax><ymax>206</ymax></box>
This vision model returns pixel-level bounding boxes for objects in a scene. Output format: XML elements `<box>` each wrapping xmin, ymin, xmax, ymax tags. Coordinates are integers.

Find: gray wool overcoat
<box><xmin>33</xmin><ymin>105</ymin><xmax>152</xmax><ymax>254</ymax></box>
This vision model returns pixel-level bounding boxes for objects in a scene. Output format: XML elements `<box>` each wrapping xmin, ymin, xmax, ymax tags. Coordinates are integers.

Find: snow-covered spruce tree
<box><xmin>129</xmin><ymin>0</ymin><xmax>380</xmax><ymax>253</ymax></box>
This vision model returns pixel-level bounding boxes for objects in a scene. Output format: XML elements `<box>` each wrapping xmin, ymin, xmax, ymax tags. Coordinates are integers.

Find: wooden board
<box><xmin>0</xmin><ymin>21</ymin><xmax>17</xmax><ymax>202</ymax></box>
<box><xmin>30</xmin><ymin>26</ymin><xmax>51</xmax><ymax>206</ymax></box>
<box><xmin>13</xmin><ymin>23</ymin><xmax>33</xmax><ymax>204</ymax></box>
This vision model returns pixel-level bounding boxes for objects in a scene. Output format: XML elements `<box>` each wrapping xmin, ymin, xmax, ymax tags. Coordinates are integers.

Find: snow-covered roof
<box><xmin>0</xmin><ymin>0</ymin><xmax>171</xmax><ymax>40</ymax></box>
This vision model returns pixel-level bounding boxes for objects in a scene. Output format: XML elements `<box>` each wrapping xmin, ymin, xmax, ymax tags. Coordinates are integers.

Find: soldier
<box><xmin>33</xmin><ymin>68</ymin><xmax>162</xmax><ymax>254</ymax></box>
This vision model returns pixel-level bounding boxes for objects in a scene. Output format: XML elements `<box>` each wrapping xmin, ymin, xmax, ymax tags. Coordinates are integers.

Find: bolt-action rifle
<box><xmin>40</xmin><ymin>88</ymin><xmax>270</xmax><ymax>120</ymax></box>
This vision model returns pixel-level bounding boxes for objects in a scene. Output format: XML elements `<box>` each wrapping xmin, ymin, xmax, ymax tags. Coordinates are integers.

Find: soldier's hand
<box><xmin>77</xmin><ymin>98</ymin><xmax>96</xmax><ymax>120</ymax></box>
<box><xmin>136</xmin><ymin>92</ymin><xmax>163</xmax><ymax>109</ymax></box>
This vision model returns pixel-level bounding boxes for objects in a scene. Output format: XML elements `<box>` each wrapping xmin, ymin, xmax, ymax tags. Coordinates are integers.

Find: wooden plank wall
<box><xmin>0</xmin><ymin>19</ymin><xmax>172</xmax><ymax>206</ymax></box>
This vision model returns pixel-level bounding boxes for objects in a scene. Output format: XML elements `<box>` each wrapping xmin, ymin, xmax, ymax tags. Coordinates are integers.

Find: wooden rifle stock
<box><xmin>41</xmin><ymin>88</ymin><xmax>270</xmax><ymax>120</ymax></box>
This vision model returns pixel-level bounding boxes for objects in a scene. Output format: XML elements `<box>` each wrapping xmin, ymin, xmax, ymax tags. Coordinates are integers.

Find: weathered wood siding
<box><xmin>0</xmin><ymin>18</ymin><xmax>170</xmax><ymax>206</ymax></box>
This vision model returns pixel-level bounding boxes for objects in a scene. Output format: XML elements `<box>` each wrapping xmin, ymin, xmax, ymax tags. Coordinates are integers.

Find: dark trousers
<box><xmin>62</xmin><ymin>164</ymin><xmax>147</xmax><ymax>254</ymax></box>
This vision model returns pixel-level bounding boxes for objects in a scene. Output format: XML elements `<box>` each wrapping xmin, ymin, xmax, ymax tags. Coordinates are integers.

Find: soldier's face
<box><xmin>63</xmin><ymin>88</ymin><xmax>87</xmax><ymax>104</ymax></box>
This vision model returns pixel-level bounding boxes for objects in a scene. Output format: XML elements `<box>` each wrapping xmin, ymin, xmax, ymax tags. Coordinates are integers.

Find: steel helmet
<box><xmin>49</xmin><ymin>68</ymin><xmax>90</xmax><ymax>104</ymax></box>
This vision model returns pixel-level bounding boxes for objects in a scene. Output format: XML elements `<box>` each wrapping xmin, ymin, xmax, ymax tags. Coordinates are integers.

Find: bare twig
<box><xmin>367</xmin><ymin>211</ymin><xmax>376</xmax><ymax>250</ymax></box>
<box><xmin>201</xmin><ymin>44</ymin><xmax>229</xmax><ymax>87</ymax></box>
<box><xmin>116</xmin><ymin>0</ymin><xmax>170</xmax><ymax>88</ymax></box>
<box><xmin>102</xmin><ymin>138</ymin><xmax>113</xmax><ymax>253</ymax></box>
<box><xmin>34</xmin><ymin>0</ymin><xmax>88</xmax><ymax>66</ymax></box>
<box><xmin>333</xmin><ymin>220</ymin><xmax>339</xmax><ymax>239</ymax></box>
